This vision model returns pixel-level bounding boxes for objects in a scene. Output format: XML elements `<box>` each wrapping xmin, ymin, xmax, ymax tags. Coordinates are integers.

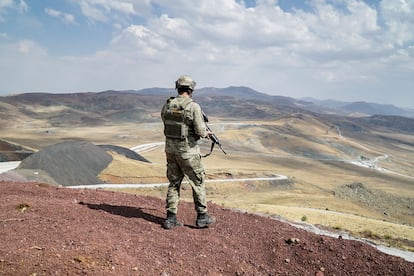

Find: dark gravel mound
<box><xmin>17</xmin><ymin>141</ymin><xmax>112</xmax><ymax>186</ymax></box>
<box><xmin>98</xmin><ymin>144</ymin><xmax>150</xmax><ymax>163</ymax></box>
<box><xmin>1</xmin><ymin>182</ymin><xmax>413</xmax><ymax>275</ymax></box>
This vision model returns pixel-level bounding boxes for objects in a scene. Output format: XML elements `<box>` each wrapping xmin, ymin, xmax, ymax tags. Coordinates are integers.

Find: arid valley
<box><xmin>1</xmin><ymin>88</ymin><xmax>414</xmax><ymax>274</ymax></box>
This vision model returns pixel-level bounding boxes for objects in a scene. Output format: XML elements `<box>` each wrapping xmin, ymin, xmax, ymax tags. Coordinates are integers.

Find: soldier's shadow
<box><xmin>79</xmin><ymin>202</ymin><xmax>164</xmax><ymax>226</ymax></box>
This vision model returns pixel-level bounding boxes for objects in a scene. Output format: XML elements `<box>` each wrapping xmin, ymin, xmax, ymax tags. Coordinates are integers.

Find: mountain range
<box><xmin>133</xmin><ymin>86</ymin><xmax>414</xmax><ymax>117</ymax></box>
<box><xmin>302</xmin><ymin>97</ymin><xmax>414</xmax><ymax>118</ymax></box>
<box><xmin>1</xmin><ymin>87</ymin><xmax>413</xmax><ymax>135</ymax></box>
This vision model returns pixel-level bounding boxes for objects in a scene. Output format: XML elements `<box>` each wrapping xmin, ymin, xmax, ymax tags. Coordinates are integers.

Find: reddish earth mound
<box><xmin>1</xmin><ymin>182</ymin><xmax>413</xmax><ymax>275</ymax></box>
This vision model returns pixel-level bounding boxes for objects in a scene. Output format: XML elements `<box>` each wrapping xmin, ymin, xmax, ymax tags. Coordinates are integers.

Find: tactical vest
<box><xmin>162</xmin><ymin>97</ymin><xmax>193</xmax><ymax>139</ymax></box>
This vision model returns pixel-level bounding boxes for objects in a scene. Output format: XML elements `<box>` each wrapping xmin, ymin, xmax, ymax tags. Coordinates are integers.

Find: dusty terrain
<box><xmin>1</xmin><ymin>90</ymin><xmax>414</xmax><ymax>267</ymax></box>
<box><xmin>1</xmin><ymin>181</ymin><xmax>413</xmax><ymax>275</ymax></box>
<box><xmin>1</xmin><ymin>118</ymin><xmax>414</xmax><ymax>252</ymax></box>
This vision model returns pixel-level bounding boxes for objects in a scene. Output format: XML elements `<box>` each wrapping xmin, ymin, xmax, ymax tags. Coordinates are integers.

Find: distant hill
<box><xmin>1</xmin><ymin>88</ymin><xmax>414</xmax><ymax>134</ymax></box>
<box><xmin>343</xmin><ymin>102</ymin><xmax>414</xmax><ymax>117</ymax></box>
<box><xmin>133</xmin><ymin>86</ymin><xmax>314</xmax><ymax>108</ymax></box>
<box><xmin>134</xmin><ymin>87</ymin><xmax>414</xmax><ymax>118</ymax></box>
<box><xmin>354</xmin><ymin>115</ymin><xmax>414</xmax><ymax>134</ymax></box>
<box><xmin>0</xmin><ymin>91</ymin><xmax>166</xmax><ymax>126</ymax></box>
<box><xmin>303</xmin><ymin>98</ymin><xmax>414</xmax><ymax>118</ymax></box>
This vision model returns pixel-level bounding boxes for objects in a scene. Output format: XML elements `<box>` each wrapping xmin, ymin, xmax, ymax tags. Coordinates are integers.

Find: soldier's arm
<box><xmin>161</xmin><ymin>103</ymin><xmax>168</xmax><ymax>120</ymax></box>
<box><xmin>192</xmin><ymin>103</ymin><xmax>208</xmax><ymax>138</ymax></box>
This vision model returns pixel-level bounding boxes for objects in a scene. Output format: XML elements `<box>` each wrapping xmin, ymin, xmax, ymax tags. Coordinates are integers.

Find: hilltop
<box><xmin>1</xmin><ymin>88</ymin><xmax>414</xmax><ymax>129</ymax></box>
<box><xmin>1</xmin><ymin>182</ymin><xmax>413</xmax><ymax>275</ymax></box>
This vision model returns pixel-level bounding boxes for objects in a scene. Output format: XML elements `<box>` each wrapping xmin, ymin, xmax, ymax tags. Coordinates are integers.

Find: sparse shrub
<box><xmin>360</xmin><ymin>229</ymin><xmax>380</xmax><ymax>239</ymax></box>
<box><xmin>301</xmin><ymin>215</ymin><xmax>307</xmax><ymax>222</ymax></box>
<box><xmin>383</xmin><ymin>234</ymin><xmax>392</xmax><ymax>240</ymax></box>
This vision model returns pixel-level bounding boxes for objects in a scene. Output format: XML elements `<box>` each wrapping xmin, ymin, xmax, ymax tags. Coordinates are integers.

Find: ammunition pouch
<box><xmin>163</xmin><ymin>97</ymin><xmax>192</xmax><ymax>139</ymax></box>
<box><xmin>164</xmin><ymin>118</ymin><xmax>189</xmax><ymax>139</ymax></box>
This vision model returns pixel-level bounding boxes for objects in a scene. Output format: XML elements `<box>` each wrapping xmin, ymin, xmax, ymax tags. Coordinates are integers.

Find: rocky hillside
<box><xmin>0</xmin><ymin>140</ymin><xmax>33</xmax><ymax>162</ymax></box>
<box><xmin>2</xmin><ymin>89</ymin><xmax>414</xmax><ymax>134</ymax></box>
<box><xmin>1</xmin><ymin>182</ymin><xmax>413</xmax><ymax>275</ymax></box>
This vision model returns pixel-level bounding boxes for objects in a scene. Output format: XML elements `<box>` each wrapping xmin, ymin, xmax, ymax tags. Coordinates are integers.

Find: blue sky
<box><xmin>0</xmin><ymin>0</ymin><xmax>413</xmax><ymax>108</ymax></box>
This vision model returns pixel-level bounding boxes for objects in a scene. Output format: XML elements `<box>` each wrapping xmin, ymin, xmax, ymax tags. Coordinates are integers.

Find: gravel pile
<box><xmin>98</xmin><ymin>144</ymin><xmax>150</xmax><ymax>163</ymax></box>
<box><xmin>17</xmin><ymin>141</ymin><xmax>113</xmax><ymax>186</ymax></box>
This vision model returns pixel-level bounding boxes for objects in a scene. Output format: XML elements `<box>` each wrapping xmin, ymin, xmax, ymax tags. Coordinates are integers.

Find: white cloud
<box><xmin>0</xmin><ymin>0</ymin><xmax>27</xmax><ymax>21</ymax></box>
<box><xmin>1</xmin><ymin>0</ymin><xmax>414</xmax><ymax>107</ymax></box>
<box><xmin>142</xmin><ymin>0</ymin><xmax>390</xmax><ymax>65</ymax></box>
<box><xmin>111</xmin><ymin>25</ymin><xmax>168</xmax><ymax>57</ymax></box>
<box><xmin>18</xmin><ymin>0</ymin><xmax>27</xmax><ymax>13</ymax></box>
<box><xmin>108</xmin><ymin>0</ymin><xmax>135</xmax><ymax>14</ymax></box>
<box><xmin>112</xmin><ymin>0</ymin><xmax>386</xmax><ymax>68</ymax></box>
<box><xmin>18</xmin><ymin>40</ymin><xmax>47</xmax><ymax>55</ymax></box>
<box><xmin>89</xmin><ymin>0</ymin><xmax>414</xmax><ymax>106</ymax></box>
<box><xmin>0</xmin><ymin>0</ymin><xmax>27</xmax><ymax>12</ymax></box>
<box><xmin>45</xmin><ymin>8</ymin><xmax>76</xmax><ymax>24</ymax></box>
<box><xmin>77</xmin><ymin>0</ymin><xmax>151</xmax><ymax>23</ymax></box>
<box><xmin>0</xmin><ymin>0</ymin><xmax>14</xmax><ymax>9</ymax></box>
<box><xmin>79</xmin><ymin>1</ymin><xmax>108</xmax><ymax>22</ymax></box>
<box><xmin>380</xmin><ymin>0</ymin><xmax>414</xmax><ymax>46</ymax></box>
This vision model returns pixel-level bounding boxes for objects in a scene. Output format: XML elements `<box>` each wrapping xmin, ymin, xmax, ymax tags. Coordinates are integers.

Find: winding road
<box><xmin>1</xmin><ymin>140</ymin><xmax>413</xmax><ymax>262</ymax></box>
<box><xmin>1</xmin><ymin>123</ymin><xmax>413</xmax><ymax>182</ymax></box>
<box><xmin>67</xmin><ymin>174</ymin><xmax>289</xmax><ymax>189</ymax></box>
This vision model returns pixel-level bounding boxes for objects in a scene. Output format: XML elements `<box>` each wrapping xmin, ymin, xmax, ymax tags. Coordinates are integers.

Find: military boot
<box><xmin>196</xmin><ymin>213</ymin><xmax>216</xmax><ymax>228</ymax></box>
<box><xmin>163</xmin><ymin>211</ymin><xmax>183</xmax><ymax>229</ymax></box>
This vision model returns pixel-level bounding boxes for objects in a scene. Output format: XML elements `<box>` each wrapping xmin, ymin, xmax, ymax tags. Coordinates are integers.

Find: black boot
<box><xmin>196</xmin><ymin>213</ymin><xmax>216</xmax><ymax>228</ymax></box>
<box><xmin>163</xmin><ymin>211</ymin><xmax>183</xmax><ymax>229</ymax></box>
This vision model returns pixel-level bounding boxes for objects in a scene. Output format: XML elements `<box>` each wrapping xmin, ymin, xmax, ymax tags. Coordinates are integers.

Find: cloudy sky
<box><xmin>0</xmin><ymin>0</ymin><xmax>413</xmax><ymax>108</ymax></box>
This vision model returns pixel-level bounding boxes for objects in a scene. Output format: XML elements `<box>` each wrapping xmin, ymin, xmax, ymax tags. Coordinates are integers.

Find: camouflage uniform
<box><xmin>161</xmin><ymin>95</ymin><xmax>208</xmax><ymax>215</ymax></box>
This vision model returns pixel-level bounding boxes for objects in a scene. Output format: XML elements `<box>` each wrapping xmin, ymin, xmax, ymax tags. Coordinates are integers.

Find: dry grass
<box><xmin>2</xmin><ymin>117</ymin><xmax>414</xmax><ymax>251</ymax></box>
<box><xmin>99</xmin><ymin>152</ymin><xmax>167</xmax><ymax>184</ymax></box>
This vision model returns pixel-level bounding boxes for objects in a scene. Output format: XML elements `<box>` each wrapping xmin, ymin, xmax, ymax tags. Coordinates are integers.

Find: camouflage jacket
<box><xmin>161</xmin><ymin>95</ymin><xmax>207</xmax><ymax>156</ymax></box>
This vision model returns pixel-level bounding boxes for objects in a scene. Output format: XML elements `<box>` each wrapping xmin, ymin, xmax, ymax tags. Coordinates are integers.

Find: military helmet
<box><xmin>175</xmin><ymin>75</ymin><xmax>196</xmax><ymax>91</ymax></box>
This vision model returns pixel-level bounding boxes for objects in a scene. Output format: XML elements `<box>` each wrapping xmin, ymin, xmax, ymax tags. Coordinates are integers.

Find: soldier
<box><xmin>161</xmin><ymin>75</ymin><xmax>216</xmax><ymax>229</ymax></box>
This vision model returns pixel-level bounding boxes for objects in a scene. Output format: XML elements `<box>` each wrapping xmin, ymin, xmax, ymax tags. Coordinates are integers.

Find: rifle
<box><xmin>202</xmin><ymin>111</ymin><xmax>227</xmax><ymax>157</ymax></box>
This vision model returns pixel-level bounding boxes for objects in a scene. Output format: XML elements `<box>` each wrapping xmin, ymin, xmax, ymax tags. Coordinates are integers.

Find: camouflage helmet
<box><xmin>175</xmin><ymin>75</ymin><xmax>196</xmax><ymax>91</ymax></box>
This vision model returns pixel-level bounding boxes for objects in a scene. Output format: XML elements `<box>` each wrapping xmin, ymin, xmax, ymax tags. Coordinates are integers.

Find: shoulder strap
<box><xmin>166</xmin><ymin>97</ymin><xmax>193</xmax><ymax>109</ymax></box>
<box><xmin>180</xmin><ymin>97</ymin><xmax>193</xmax><ymax>110</ymax></box>
<box><xmin>166</xmin><ymin>96</ymin><xmax>175</xmax><ymax>103</ymax></box>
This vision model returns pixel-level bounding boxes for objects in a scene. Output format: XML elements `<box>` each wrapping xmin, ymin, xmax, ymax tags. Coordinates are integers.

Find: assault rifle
<box><xmin>202</xmin><ymin>111</ymin><xmax>227</xmax><ymax>157</ymax></box>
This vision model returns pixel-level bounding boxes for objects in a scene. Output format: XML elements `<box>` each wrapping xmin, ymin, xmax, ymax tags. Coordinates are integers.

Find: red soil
<box><xmin>1</xmin><ymin>182</ymin><xmax>413</xmax><ymax>275</ymax></box>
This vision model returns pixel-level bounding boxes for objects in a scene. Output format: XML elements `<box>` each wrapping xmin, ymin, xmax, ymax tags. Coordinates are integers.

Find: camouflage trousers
<box><xmin>165</xmin><ymin>153</ymin><xmax>207</xmax><ymax>215</ymax></box>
